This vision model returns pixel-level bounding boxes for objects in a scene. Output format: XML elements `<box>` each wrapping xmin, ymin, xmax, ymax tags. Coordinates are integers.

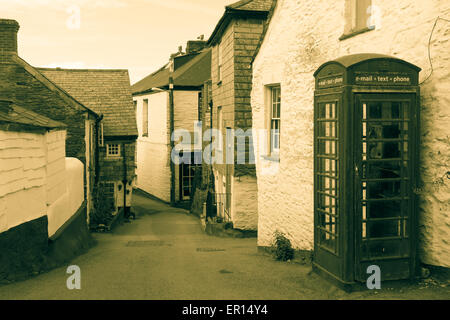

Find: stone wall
<box><xmin>99</xmin><ymin>141</ymin><xmax>136</xmax><ymax>183</ymax></box>
<box><xmin>0</xmin><ymin>63</ymin><xmax>90</xmax><ymax>164</ymax></box>
<box><xmin>251</xmin><ymin>0</ymin><xmax>450</xmax><ymax>267</ymax></box>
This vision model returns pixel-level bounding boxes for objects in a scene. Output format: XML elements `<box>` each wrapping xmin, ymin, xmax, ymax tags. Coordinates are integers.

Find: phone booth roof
<box><xmin>314</xmin><ymin>53</ymin><xmax>421</xmax><ymax>89</ymax></box>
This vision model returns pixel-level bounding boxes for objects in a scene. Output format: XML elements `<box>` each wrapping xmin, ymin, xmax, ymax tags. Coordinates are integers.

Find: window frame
<box><xmin>217</xmin><ymin>42</ymin><xmax>223</xmax><ymax>84</ymax></box>
<box><xmin>106</xmin><ymin>143</ymin><xmax>121</xmax><ymax>158</ymax></box>
<box><xmin>98</xmin><ymin>122</ymin><xmax>104</xmax><ymax>147</ymax></box>
<box><xmin>269</xmin><ymin>85</ymin><xmax>281</xmax><ymax>155</ymax></box>
<box><xmin>340</xmin><ymin>0</ymin><xmax>374</xmax><ymax>41</ymax></box>
<box><xmin>142</xmin><ymin>99</ymin><xmax>149</xmax><ymax>137</ymax></box>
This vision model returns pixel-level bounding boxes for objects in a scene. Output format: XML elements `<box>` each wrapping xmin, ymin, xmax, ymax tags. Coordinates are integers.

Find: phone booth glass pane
<box><xmin>317</xmin><ymin>102</ymin><xmax>339</xmax><ymax>254</ymax></box>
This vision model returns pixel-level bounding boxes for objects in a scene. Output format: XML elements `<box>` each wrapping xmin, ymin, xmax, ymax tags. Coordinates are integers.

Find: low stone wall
<box><xmin>47</xmin><ymin>202</ymin><xmax>94</xmax><ymax>268</ymax></box>
<box><xmin>0</xmin><ymin>202</ymin><xmax>94</xmax><ymax>284</ymax></box>
<box><xmin>0</xmin><ymin>215</ymin><xmax>48</xmax><ymax>282</ymax></box>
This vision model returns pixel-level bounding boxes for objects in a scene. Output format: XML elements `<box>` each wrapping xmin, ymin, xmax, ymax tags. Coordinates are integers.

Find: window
<box><xmin>270</xmin><ymin>86</ymin><xmax>281</xmax><ymax>154</ymax></box>
<box><xmin>142</xmin><ymin>99</ymin><xmax>148</xmax><ymax>137</ymax></box>
<box><xmin>342</xmin><ymin>0</ymin><xmax>373</xmax><ymax>39</ymax></box>
<box><xmin>107</xmin><ymin>144</ymin><xmax>121</xmax><ymax>157</ymax></box>
<box><xmin>98</xmin><ymin>122</ymin><xmax>104</xmax><ymax>147</ymax></box>
<box><xmin>217</xmin><ymin>43</ymin><xmax>223</xmax><ymax>84</ymax></box>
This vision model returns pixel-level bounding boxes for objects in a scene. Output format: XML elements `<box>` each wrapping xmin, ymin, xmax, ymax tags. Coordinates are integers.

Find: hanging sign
<box><xmin>354</xmin><ymin>72</ymin><xmax>412</xmax><ymax>85</ymax></box>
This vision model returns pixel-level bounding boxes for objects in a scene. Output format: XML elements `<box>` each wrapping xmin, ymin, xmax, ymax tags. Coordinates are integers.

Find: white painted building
<box><xmin>0</xmin><ymin>100</ymin><xmax>87</xmax><ymax>283</ymax></box>
<box><xmin>251</xmin><ymin>0</ymin><xmax>450</xmax><ymax>269</ymax></box>
<box><xmin>0</xmin><ymin>100</ymin><xmax>84</xmax><ymax>238</ymax></box>
<box><xmin>132</xmin><ymin>46</ymin><xmax>211</xmax><ymax>204</ymax></box>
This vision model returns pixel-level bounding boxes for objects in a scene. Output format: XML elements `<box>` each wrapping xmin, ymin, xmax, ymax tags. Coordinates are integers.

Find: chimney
<box><xmin>0</xmin><ymin>19</ymin><xmax>20</xmax><ymax>63</ymax></box>
<box><xmin>170</xmin><ymin>45</ymin><xmax>185</xmax><ymax>59</ymax></box>
<box><xmin>186</xmin><ymin>40</ymin><xmax>207</xmax><ymax>54</ymax></box>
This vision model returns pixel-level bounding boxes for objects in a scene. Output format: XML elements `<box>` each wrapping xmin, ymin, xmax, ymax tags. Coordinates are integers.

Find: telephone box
<box><xmin>313</xmin><ymin>54</ymin><xmax>421</xmax><ymax>288</ymax></box>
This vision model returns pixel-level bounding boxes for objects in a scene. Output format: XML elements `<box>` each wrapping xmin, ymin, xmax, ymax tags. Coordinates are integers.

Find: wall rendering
<box><xmin>251</xmin><ymin>0</ymin><xmax>450</xmax><ymax>267</ymax></box>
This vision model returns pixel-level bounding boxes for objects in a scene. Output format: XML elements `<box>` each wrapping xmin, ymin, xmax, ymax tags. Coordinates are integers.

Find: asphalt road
<box><xmin>0</xmin><ymin>191</ymin><xmax>448</xmax><ymax>300</ymax></box>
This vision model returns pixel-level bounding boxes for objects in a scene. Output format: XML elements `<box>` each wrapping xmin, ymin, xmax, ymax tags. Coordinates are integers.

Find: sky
<box><xmin>1</xmin><ymin>0</ymin><xmax>235</xmax><ymax>84</ymax></box>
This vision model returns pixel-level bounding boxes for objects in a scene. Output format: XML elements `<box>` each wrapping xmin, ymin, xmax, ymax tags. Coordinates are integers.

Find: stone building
<box><xmin>0</xmin><ymin>19</ymin><xmax>100</xmax><ymax>219</ymax></box>
<box><xmin>132</xmin><ymin>44</ymin><xmax>211</xmax><ymax>205</ymax></box>
<box><xmin>207</xmin><ymin>0</ymin><xmax>275</xmax><ymax>230</ymax></box>
<box><xmin>251</xmin><ymin>0</ymin><xmax>450</xmax><ymax>273</ymax></box>
<box><xmin>39</xmin><ymin>68</ymin><xmax>138</xmax><ymax>219</ymax></box>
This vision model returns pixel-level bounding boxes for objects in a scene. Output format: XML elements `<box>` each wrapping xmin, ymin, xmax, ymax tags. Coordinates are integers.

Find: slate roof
<box><xmin>131</xmin><ymin>65</ymin><xmax>170</xmax><ymax>95</ymax></box>
<box><xmin>132</xmin><ymin>48</ymin><xmax>211</xmax><ymax>95</ymax></box>
<box><xmin>208</xmin><ymin>0</ymin><xmax>273</xmax><ymax>45</ymax></box>
<box><xmin>10</xmin><ymin>55</ymin><xmax>98</xmax><ymax>117</ymax></box>
<box><xmin>0</xmin><ymin>100</ymin><xmax>67</xmax><ymax>129</ymax></box>
<box><xmin>38</xmin><ymin>68</ymin><xmax>138</xmax><ymax>137</ymax></box>
<box><xmin>227</xmin><ymin>0</ymin><xmax>273</xmax><ymax>11</ymax></box>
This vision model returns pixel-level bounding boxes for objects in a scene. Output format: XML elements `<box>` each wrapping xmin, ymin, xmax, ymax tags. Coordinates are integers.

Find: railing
<box><xmin>213</xmin><ymin>192</ymin><xmax>231</xmax><ymax>222</ymax></box>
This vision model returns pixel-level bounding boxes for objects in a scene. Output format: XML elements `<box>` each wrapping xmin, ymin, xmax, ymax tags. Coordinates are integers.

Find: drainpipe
<box><xmin>169</xmin><ymin>58</ymin><xmax>175</xmax><ymax>206</ymax></box>
<box><xmin>94</xmin><ymin>114</ymin><xmax>104</xmax><ymax>185</ymax></box>
<box><xmin>122</xmin><ymin>142</ymin><xmax>127</xmax><ymax>217</ymax></box>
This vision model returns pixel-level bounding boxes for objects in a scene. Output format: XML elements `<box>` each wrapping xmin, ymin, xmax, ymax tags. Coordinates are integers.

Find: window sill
<box><xmin>262</xmin><ymin>154</ymin><xmax>280</xmax><ymax>163</ymax></box>
<box><xmin>104</xmin><ymin>157</ymin><xmax>122</xmax><ymax>161</ymax></box>
<box><xmin>339</xmin><ymin>26</ymin><xmax>374</xmax><ymax>41</ymax></box>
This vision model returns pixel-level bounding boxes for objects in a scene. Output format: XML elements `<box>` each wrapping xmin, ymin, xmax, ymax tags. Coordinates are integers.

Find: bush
<box><xmin>91</xmin><ymin>184</ymin><xmax>115</xmax><ymax>226</ymax></box>
<box><xmin>272</xmin><ymin>231</ymin><xmax>294</xmax><ymax>261</ymax></box>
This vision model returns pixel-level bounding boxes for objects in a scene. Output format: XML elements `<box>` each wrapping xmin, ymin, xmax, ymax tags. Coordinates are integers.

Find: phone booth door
<box><xmin>354</xmin><ymin>94</ymin><xmax>417</xmax><ymax>281</ymax></box>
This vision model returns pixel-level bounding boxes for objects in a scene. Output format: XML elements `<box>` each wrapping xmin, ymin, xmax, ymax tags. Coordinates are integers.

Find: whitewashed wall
<box><xmin>0</xmin><ymin>128</ymin><xmax>84</xmax><ymax>237</ymax></box>
<box><xmin>47</xmin><ymin>157</ymin><xmax>84</xmax><ymax>237</ymax></box>
<box><xmin>251</xmin><ymin>0</ymin><xmax>450</xmax><ymax>267</ymax></box>
<box><xmin>174</xmin><ymin>90</ymin><xmax>200</xmax><ymax>135</ymax></box>
<box><xmin>0</xmin><ymin>130</ymin><xmax>47</xmax><ymax>233</ymax></box>
<box><xmin>134</xmin><ymin>90</ymin><xmax>201</xmax><ymax>202</ymax></box>
<box><xmin>134</xmin><ymin>92</ymin><xmax>171</xmax><ymax>202</ymax></box>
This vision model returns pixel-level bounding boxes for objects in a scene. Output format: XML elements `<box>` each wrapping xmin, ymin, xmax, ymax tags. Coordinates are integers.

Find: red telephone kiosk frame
<box><xmin>313</xmin><ymin>54</ymin><xmax>421</xmax><ymax>289</ymax></box>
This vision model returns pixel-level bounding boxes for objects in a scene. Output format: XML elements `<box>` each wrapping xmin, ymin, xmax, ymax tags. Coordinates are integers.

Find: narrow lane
<box><xmin>0</xmin><ymin>191</ymin><xmax>448</xmax><ymax>300</ymax></box>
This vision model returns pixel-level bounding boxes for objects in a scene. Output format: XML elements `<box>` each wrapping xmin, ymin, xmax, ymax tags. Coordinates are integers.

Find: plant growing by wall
<box><xmin>272</xmin><ymin>231</ymin><xmax>294</xmax><ymax>261</ymax></box>
<box><xmin>91</xmin><ymin>184</ymin><xmax>115</xmax><ymax>227</ymax></box>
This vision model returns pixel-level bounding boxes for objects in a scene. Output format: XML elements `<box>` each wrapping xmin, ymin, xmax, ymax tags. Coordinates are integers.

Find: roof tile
<box><xmin>38</xmin><ymin>68</ymin><xmax>138</xmax><ymax>137</ymax></box>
